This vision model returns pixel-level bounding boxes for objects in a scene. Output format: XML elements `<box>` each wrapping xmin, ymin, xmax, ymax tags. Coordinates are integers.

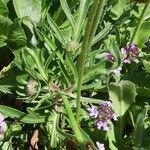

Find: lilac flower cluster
<box><xmin>121</xmin><ymin>44</ymin><xmax>139</xmax><ymax>64</ymax></box>
<box><xmin>88</xmin><ymin>101</ymin><xmax>117</xmax><ymax>131</ymax></box>
<box><xmin>0</xmin><ymin>113</ymin><xmax>5</xmax><ymax>134</ymax></box>
<box><xmin>105</xmin><ymin>43</ymin><xmax>139</xmax><ymax>65</ymax></box>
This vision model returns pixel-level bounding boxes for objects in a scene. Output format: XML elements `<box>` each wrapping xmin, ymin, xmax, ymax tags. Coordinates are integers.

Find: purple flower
<box><xmin>121</xmin><ymin>44</ymin><xmax>139</xmax><ymax>64</ymax></box>
<box><xmin>105</xmin><ymin>52</ymin><xmax>115</xmax><ymax>62</ymax></box>
<box><xmin>0</xmin><ymin>114</ymin><xmax>5</xmax><ymax>134</ymax></box>
<box><xmin>96</xmin><ymin>121</ymin><xmax>109</xmax><ymax>131</ymax></box>
<box><xmin>87</xmin><ymin>105</ymin><xmax>99</xmax><ymax>118</ymax></box>
<box><xmin>88</xmin><ymin>101</ymin><xmax>117</xmax><ymax>131</ymax></box>
<box><xmin>98</xmin><ymin>101</ymin><xmax>116</xmax><ymax>122</ymax></box>
<box><xmin>96</xmin><ymin>141</ymin><xmax>105</xmax><ymax>150</ymax></box>
<box><xmin>100</xmin><ymin>101</ymin><xmax>112</xmax><ymax>107</ymax></box>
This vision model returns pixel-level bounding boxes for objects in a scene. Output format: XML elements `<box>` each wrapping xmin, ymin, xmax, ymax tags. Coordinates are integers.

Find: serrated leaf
<box><xmin>109</xmin><ymin>80</ymin><xmax>136</xmax><ymax>117</ymax></box>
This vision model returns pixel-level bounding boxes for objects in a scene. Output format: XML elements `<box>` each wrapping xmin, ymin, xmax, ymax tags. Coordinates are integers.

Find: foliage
<box><xmin>0</xmin><ymin>0</ymin><xmax>150</xmax><ymax>149</ymax></box>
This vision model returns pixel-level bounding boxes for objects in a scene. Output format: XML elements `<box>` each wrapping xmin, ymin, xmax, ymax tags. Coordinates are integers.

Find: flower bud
<box><xmin>25</xmin><ymin>79</ymin><xmax>38</xmax><ymax>96</ymax></box>
<box><xmin>66</xmin><ymin>41</ymin><xmax>80</xmax><ymax>52</ymax></box>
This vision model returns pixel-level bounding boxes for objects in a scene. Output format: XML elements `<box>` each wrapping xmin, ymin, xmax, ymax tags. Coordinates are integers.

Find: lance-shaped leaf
<box><xmin>47</xmin><ymin>14</ymin><xmax>65</xmax><ymax>46</ymax></box>
<box><xmin>0</xmin><ymin>105</ymin><xmax>46</xmax><ymax>124</ymax></box>
<box><xmin>109</xmin><ymin>80</ymin><xmax>136</xmax><ymax>117</ymax></box>
<box><xmin>60</xmin><ymin>0</ymin><xmax>75</xmax><ymax>31</ymax></box>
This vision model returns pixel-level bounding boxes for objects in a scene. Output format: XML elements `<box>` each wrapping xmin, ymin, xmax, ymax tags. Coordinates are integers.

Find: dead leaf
<box><xmin>29</xmin><ymin>129</ymin><xmax>39</xmax><ymax>150</ymax></box>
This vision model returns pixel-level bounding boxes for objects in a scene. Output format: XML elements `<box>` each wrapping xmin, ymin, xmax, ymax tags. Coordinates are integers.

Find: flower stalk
<box><xmin>76</xmin><ymin>0</ymin><xmax>106</xmax><ymax>125</ymax></box>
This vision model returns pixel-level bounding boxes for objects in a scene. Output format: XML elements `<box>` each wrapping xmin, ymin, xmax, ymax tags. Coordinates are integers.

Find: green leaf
<box><xmin>107</xmin><ymin>122</ymin><xmax>118</xmax><ymax>150</ymax></box>
<box><xmin>0</xmin><ymin>140</ymin><xmax>13</xmax><ymax>150</ymax></box>
<box><xmin>0</xmin><ymin>85</ymin><xmax>12</xmax><ymax>94</ymax></box>
<box><xmin>5</xmin><ymin>122</ymin><xmax>22</xmax><ymax>140</ymax></box>
<box><xmin>48</xmin><ymin>112</ymin><xmax>58</xmax><ymax>148</ymax></box>
<box><xmin>34</xmin><ymin>27</ymin><xmax>56</xmax><ymax>51</ymax></box>
<box><xmin>13</xmin><ymin>0</ymin><xmax>42</xmax><ymax>24</ymax></box>
<box><xmin>65</xmin><ymin>53</ymin><xmax>78</xmax><ymax>82</ymax></box>
<box><xmin>83</xmin><ymin>61</ymin><xmax>106</xmax><ymax>83</ymax></box>
<box><xmin>111</xmin><ymin>0</ymin><xmax>125</xmax><ymax>20</ymax></box>
<box><xmin>0</xmin><ymin>15</ymin><xmax>12</xmax><ymax>36</ymax></box>
<box><xmin>92</xmin><ymin>22</ymin><xmax>112</xmax><ymax>46</ymax></box>
<box><xmin>0</xmin><ymin>0</ymin><xmax>8</xmax><ymax>16</ymax></box>
<box><xmin>60</xmin><ymin>0</ymin><xmax>75</xmax><ymax>31</ymax></box>
<box><xmin>62</xmin><ymin>96</ymin><xmax>86</xmax><ymax>149</ymax></box>
<box><xmin>109</xmin><ymin>80</ymin><xmax>136</xmax><ymax>117</ymax></box>
<box><xmin>80</xmin><ymin>128</ymin><xmax>97</xmax><ymax>149</ymax></box>
<box><xmin>0</xmin><ymin>105</ymin><xmax>46</xmax><ymax>124</ymax></box>
<box><xmin>133</xmin><ymin>107</ymin><xmax>148</xmax><ymax>148</ymax></box>
<box><xmin>13</xmin><ymin>0</ymin><xmax>42</xmax><ymax>43</ymax></box>
<box><xmin>125</xmin><ymin>71</ymin><xmax>150</xmax><ymax>97</ymax></box>
<box><xmin>0</xmin><ymin>35</ymin><xmax>7</xmax><ymax>47</ymax></box>
<box><xmin>137</xmin><ymin>87</ymin><xmax>150</xmax><ymax>97</ymax></box>
<box><xmin>74</xmin><ymin>0</ymin><xmax>90</xmax><ymax>41</ymax></box>
<box><xmin>143</xmin><ymin>59</ymin><xmax>150</xmax><ymax>73</ymax></box>
<box><xmin>47</xmin><ymin>14</ymin><xmax>65</xmax><ymax>45</ymax></box>
<box><xmin>125</xmin><ymin>71</ymin><xmax>150</xmax><ymax>88</ymax></box>
<box><xmin>111</xmin><ymin>39</ymin><xmax>122</xmax><ymax>68</ymax></box>
<box><xmin>135</xmin><ymin>21</ymin><xmax>150</xmax><ymax>48</ymax></box>
<box><xmin>8</xmin><ymin>20</ymin><xmax>27</xmax><ymax>48</ymax></box>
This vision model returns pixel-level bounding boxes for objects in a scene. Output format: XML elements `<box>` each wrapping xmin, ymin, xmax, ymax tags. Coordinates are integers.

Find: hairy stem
<box><xmin>76</xmin><ymin>0</ymin><xmax>106</xmax><ymax>125</ymax></box>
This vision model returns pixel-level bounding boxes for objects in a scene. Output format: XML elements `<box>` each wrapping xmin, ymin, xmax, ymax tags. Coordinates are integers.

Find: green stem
<box><xmin>130</xmin><ymin>0</ymin><xmax>150</xmax><ymax>44</ymax></box>
<box><xmin>76</xmin><ymin>0</ymin><xmax>106</xmax><ymax>125</ymax></box>
<box><xmin>62</xmin><ymin>95</ymin><xmax>86</xmax><ymax>149</ymax></box>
